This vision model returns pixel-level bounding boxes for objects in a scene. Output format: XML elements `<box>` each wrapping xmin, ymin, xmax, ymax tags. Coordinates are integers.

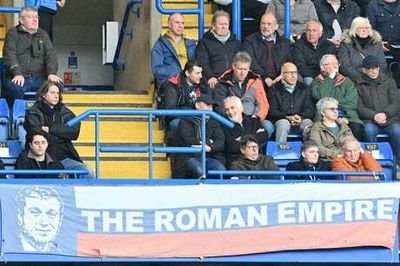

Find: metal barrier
<box><xmin>0</xmin><ymin>6</ymin><xmax>21</xmax><ymax>13</ymax></box>
<box><xmin>67</xmin><ymin>109</ymin><xmax>234</xmax><ymax>179</ymax></box>
<box><xmin>0</xmin><ymin>170</ymin><xmax>89</xmax><ymax>179</ymax></box>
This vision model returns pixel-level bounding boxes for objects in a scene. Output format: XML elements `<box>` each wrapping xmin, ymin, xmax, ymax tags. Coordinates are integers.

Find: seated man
<box><xmin>268</xmin><ymin>62</ymin><xmax>314</xmax><ymax>141</ymax></box>
<box><xmin>195</xmin><ymin>10</ymin><xmax>241</xmax><ymax>88</ymax></box>
<box><xmin>242</xmin><ymin>12</ymin><xmax>292</xmax><ymax>88</ymax></box>
<box><xmin>162</xmin><ymin>59</ymin><xmax>210</xmax><ymax>132</ymax></box>
<box><xmin>357</xmin><ymin>55</ymin><xmax>400</xmax><ymax>167</ymax></box>
<box><xmin>15</xmin><ymin>130</ymin><xmax>65</xmax><ymax>178</ymax></box>
<box><xmin>176</xmin><ymin>94</ymin><xmax>225</xmax><ymax>178</ymax></box>
<box><xmin>292</xmin><ymin>20</ymin><xmax>336</xmax><ymax>86</ymax></box>
<box><xmin>230</xmin><ymin>134</ymin><xmax>279</xmax><ymax>179</ymax></box>
<box><xmin>331</xmin><ymin>137</ymin><xmax>383</xmax><ymax>180</ymax></box>
<box><xmin>286</xmin><ymin>140</ymin><xmax>332</xmax><ymax>180</ymax></box>
<box><xmin>214</xmin><ymin>51</ymin><xmax>274</xmax><ymax>136</ymax></box>
<box><xmin>222</xmin><ymin>96</ymin><xmax>269</xmax><ymax>167</ymax></box>
<box><xmin>3</xmin><ymin>7</ymin><xmax>62</xmax><ymax>106</ymax></box>
<box><xmin>312</xmin><ymin>54</ymin><xmax>364</xmax><ymax>140</ymax></box>
<box><xmin>151</xmin><ymin>13</ymin><xmax>196</xmax><ymax>90</ymax></box>
<box><xmin>24</xmin><ymin>81</ymin><xmax>93</xmax><ymax>178</ymax></box>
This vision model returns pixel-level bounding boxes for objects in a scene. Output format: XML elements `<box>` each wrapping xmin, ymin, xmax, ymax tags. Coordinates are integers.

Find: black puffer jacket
<box><xmin>24</xmin><ymin>100</ymin><xmax>82</xmax><ymax>162</ymax></box>
<box><xmin>195</xmin><ymin>31</ymin><xmax>241</xmax><ymax>79</ymax></box>
<box><xmin>286</xmin><ymin>157</ymin><xmax>332</xmax><ymax>180</ymax></box>
<box><xmin>15</xmin><ymin>150</ymin><xmax>65</xmax><ymax>178</ymax></box>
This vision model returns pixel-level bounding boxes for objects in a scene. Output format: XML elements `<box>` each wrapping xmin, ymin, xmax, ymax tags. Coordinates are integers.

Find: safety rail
<box><xmin>0</xmin><ymin>6</ymin><xmax>21</xmax><ymax>13</ymax></box>
<box><xmin>113</xmin><ymin>0</ymin><xmax>143</xmax><ymax>70</ymax></box>
<box><xmin>208</xmin><ymin>170</ymin><xmax>387</xmax><ymax>181</ymax></box>
<box><xmin>0</xmin><ymin>170</ymin><xmax>88</xmax><ymax>179</ymax></box>
<box><xmin>67</xmin><ymin>109</ymin><xmax>234</xmax><ymax>179</ymax></box>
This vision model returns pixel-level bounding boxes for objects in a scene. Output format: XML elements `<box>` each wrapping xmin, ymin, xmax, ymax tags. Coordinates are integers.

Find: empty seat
<box><xmin>0</xmin><ymin>98</ymin><xmax>9</xmax><ymax>141</ymax></box>
<box><xmin>0</xmin><ymin>139</ymin><xmax>23</xmax><ymax>179</ymax></box>
<box><xmin>361</xmin><ymin>142</ymin><xmax>395</xmax><ymax>181</ymax></box>
<box><xmin>266</xmin><ymin>141</ymin><xmax>302</xmax><ymax>168</ymax></box>
<box><xmin>12</xmin><ymin>99</ymin><xmax>33</xmax><ymax>147</ymax></box>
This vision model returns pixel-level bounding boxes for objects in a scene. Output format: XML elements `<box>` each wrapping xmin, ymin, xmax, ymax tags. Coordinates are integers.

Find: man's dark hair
<box><xmin>240</xmin><ymin>134</ymin><xmax>259</xmax><ymax>150</ymax></box>
<box><xmin>301</xmin><ymin>140</ymin><xmax>319</xmax><ymax>153</ymax></box>
<box><xmin>36</xmin><ymin>81</ymin><xmax>63</xmax><ymax>102</ymax></box>
<box><xmin>184</xmin><ymin>59</ymin><xmax>202</xmax><ymax>73</ymax></box>
<box><xmin>26</xmin><ymin>130</ymin><xmax>49</xmax><ymax>145</ymax></box>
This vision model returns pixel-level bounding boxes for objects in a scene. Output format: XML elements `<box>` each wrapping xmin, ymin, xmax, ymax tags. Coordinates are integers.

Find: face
<box><xmin>241</xmin><ymin>141</ymin><xmax>259</xmax><ymax>161</ymax></box>
<box><xmin>321</xmin><ymin>56</ymin><xmax>339</xmax><ymax>76</ymax></box>
<box><xmin>281</xmin><ymin>63</ymin><xmax>298</xmax><ymax>86</ymax></box>
<box><xmin>168</xmin><ymin>14</ymin><xmax>185</xmax><ymax>37</ymax></box>
<box><xmin>224</xmin><ymin>99</ymin><xmax>243</xmax><ymax>123</ymax></box>
<box><xmin>20</xmin><ymin>196</ymin><xmax>61</xmax><ymax>247</ymax></box>
<box><xmin>195</xmin><ymin>101</ymin><xmax>213</xmax><ymax>111</ymax></box>
<box><xmin>302</xmin><ymin>146</ymin><xmax>319</xmax><ymax>164</ymax></box>
<box><xmin>29</xmin><ymin>135</ymin><xmax>48</xmax><ymax>157</ymax></box>
<box><xmin>185</xmin><ymin>66</ymin><xmax>202</xmax><ymax>85</ymax></box>
<box><xmin>322</xmin><ymin>102</ymin><xmax>339</xmax><ymax>122</ymax></box>
<box><xmin>343</xmin><ymin>141</ymin><xmax>361</xmax><ymax>164</ymax></box>
<box><xmin>212</xmin><ymin>15</ymin><xmax>230</xmax><ymax>37</ymax></box>
<box><xmin>356</xmin><ymin>24</ymin><xmax>370</xmax><ymax>39</ymax></box>
<box><xmin>363</xmin><ymin>67</ymin><xmax>380</xmax><ymax>80</ymax></box>
<box><xmin>260</xmin><ymin>14</ymin><xmax>278</xmax><ymax>38</ymax></box>
<box><xmin>20</xmin><ymin>10</ymin><xmax>39</xmax><ymax>32</ymax></box>
<box><xmin>232</xmin><ymin>61</ymin><xmax>250</xmax><ymax>83</ymax></box>
<box><xmin>306</xmin><ymin>22</ymin><xmax>322</xmax><ymax>45</ymax></box>
<box><xmin>42</xmin><ymin>85</ymin><xmax>60</xmax><ymax>107</ymax></box>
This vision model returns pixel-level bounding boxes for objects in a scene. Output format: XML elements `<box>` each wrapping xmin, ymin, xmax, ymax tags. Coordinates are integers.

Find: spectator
<box><xmin>222</xmin><ymin>96</ymin><xmax>269</xmax><ymax>166</ymax></box>
<box><xmin>292</xmin><ymin>20</ymin><xmax>337</xmax><ymax>86</ymax></box>
<box><xmin>3</xmin><ymin>7</ymin><xmax>62</xmax><ymax>106</ymax></box>
<box><xmin>24</xmin><ymin>0</ymin><xmax>66</xmax><ymax>41</ymax></box>
<box><xmin>313</xmin><ymin>0</ymin><xmax>360</xmax><ymax>48</ymax></box>
<box><xmin>309</xmin><ymin>97</ymin><xmax>354</xmax><ymax>160</ymax></box>
<box><xmin>357</xmin><ymin>55</ymin><xmax>400</xmax><ymax>166</ymax></box>
<box><xmin>331</xmin><ymin>137</ymin><xmax>383</xmax><ymax>180</ymax></box>
<box><xmin>286</xmin><ymin>140</ymin><xmax>332</xmax><ymax>180</ymax></box>
<box><xmin>24</xmin><ymin>81</ymin><xmax>93</xmax><ymax>178</ymax></box>
<box><xmin>162</xmin><ymin>59</ymin><xmax>210</xmax><ymax>132</ymax></box>
<box><xmin>176</xmin><ymin>94</ymin><xmax>225</xmax><ymax>178</ymax></box>
<box><xmin>195</xmin><ymin>10</ymin><xmax>241</xmax><ymax>89</ymax></box>
<box><xmin>15</xmin><ymin>130</ymin><xmax>65</xmax><ymax>179</ymax></box>
<box><xmin>338</xmin><ymin>17</ymin><xmax>387</xmax><ymax>83</ymax></box>
<box><xmin>242</xmin><ymin>12</ymin><xmax>292</xmax><ymax>88</ymax></box>
<box><xmin>230</xmin><ymin>134</ymin><xmax>279</xmax><ymax>179</ymax></box>
<box><xmin>268</xmin><ymin>62</ymin><xmax>315</xmax><ymax>141</ymax></box>
<box><xmin>265</xmin><ymin>0</ymin><xmax>318</xmax><ymax>42</ymax></box>
<box><xmin>312</xmin><ymin>54</ymin><xmax>364</xmax><ymax>140</ymax></box>
<box><xmin>213</xmin><ymin>51</ymin><xmax>274</xmax><ymax>136</ymax></box>
<box><xmin>151</xmin><ymin>13</ymin><xmax>196</xmax><ymax>90</ymax></box>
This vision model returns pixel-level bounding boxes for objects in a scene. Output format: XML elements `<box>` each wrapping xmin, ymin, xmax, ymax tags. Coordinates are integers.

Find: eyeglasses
<box><xmin>326</xmin><ymin>107</ymin><xmax>339</xmax><ymax>112</ymax></box>
<box><xmin>246</xmin><ymin>145</ymin><xmax>259</xmax><ymax>150</ymax></box>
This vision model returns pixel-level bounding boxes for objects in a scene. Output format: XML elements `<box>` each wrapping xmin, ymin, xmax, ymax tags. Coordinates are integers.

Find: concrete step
<box><xmin>161</xmin><ymin>13</ymin><xmax>212</xmax><ymax>28</ymax></box>
<box><xmin>75</xmin><ymin>143</ymin><xmax>167</xmax><ymax>158</ymax></box>
<box><xmin>63</xmin><ymin>92</ymin><xmax>153</xmax><ymax>104</ymax></box>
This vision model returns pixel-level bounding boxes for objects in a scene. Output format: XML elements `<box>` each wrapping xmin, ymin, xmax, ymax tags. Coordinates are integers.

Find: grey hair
<box><xmin>320</xmin><ymin>54</ymin><xmax>337</xmax><ymax>66</ymax></box>
<box><xmin>20</xmin><ymin>7</ymin><xmax>38</xmax><ymax>17</ymax></box>
<box><xmin>306</xmin><ymin>20</ymin><xmax>323</xmax><ymax>33</ymax></box>
<box><xmin>212</xmin><ymin>10</ymin><xmax>230</xmax><ymax>25</ymax></box>
<box><xmin>224</xmin><ymin>96</ymin><xmax>243</xmax><ymax>111</ymax></box>
<box><xmin>316</xmin><ymin>97</ymin><xmax>338</xmax><ymax>114</ymax></box>
<box><xmin>340</xmin><ymin>136</ymin><xmax>360</xmax><ymax>149</ymax></box>
<box><xmin>349</xmin><ymin>17</ymin><xmax>372</xmax><ymax>38</ymax></box>
<box><xmin>233</xmin><ymin>51</ymin><xmax>252</xmax><ymax>65</ymax></box>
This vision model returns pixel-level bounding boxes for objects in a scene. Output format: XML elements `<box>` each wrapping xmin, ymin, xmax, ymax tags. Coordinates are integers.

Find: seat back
<box><xmin>361</xmin><ymin>142</ymin><xmax>395</xmax><ymax>181</ymax></box>
<box><xmin>0</xmin><ymin>98</ymin><xmax>9</xmax><ymax>141</ymax></box>
<box><xmin>0</xmin><ymin>140</ymin><xmax>23</xmax><ymax>179</ymax></box>
<box><xmin>266</xmin><ymin>141</ymin><xmax>302</xmax><ymax>168</ymax></box>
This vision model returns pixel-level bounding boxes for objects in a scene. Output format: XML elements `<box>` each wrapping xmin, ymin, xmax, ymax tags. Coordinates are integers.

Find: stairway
<box><xmin>62</xmin><ymin>89</ymin><xmax>171</xmax><ymax>179</ymax></box>
<box><xmin>161</xmin><ymin>0</ymin><xmax>213</xmax><ymax>40</ymax></box>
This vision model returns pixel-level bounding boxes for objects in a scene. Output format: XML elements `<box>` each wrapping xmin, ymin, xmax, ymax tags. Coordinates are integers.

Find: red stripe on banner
<box><xmin>77</xmin><ymin>221</ymin><xmax>395</xmax><ymax>258</ymax></box>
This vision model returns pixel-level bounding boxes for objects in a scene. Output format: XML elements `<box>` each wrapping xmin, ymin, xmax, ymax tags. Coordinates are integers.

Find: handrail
<box><xmin>208</xmin><ymin>170</ymin><xmax>386</xmax><ymax>180</ymax></box>
<box><xmin>0</xmin><ymin>170</ymin><xmax>89</xmax><ymax>179</ymax></box>
<box><xmin>113</xmin><ymin>0</ymin><xmax>143</xmax><ymax>70</ymax></box>
<box><xmin>67</xmin><ymin>109</ymin><xmax>234</xmax><ymax>179</ymax></box>
<box><xmin>0</xmin><ymin>7</ymin><xmax>21</xmax><ymax>13</ymax></box>
<box><xmin>155</xmin><ymin>0</ymin><xmax>205</xmax><ymax>39</ymax></box>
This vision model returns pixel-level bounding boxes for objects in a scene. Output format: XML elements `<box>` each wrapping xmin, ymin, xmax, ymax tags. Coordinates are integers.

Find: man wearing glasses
<box><xmin>3</xmin><ymin>7</ymin><xmax>62</xmax><ymax>106</ymax></box>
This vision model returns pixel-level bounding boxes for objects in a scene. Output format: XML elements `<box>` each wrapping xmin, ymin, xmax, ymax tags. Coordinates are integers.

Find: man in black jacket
<box><xmin>3</xmin><ymin>7</ymin><xmax>62</xmax><ymax>106</ymax></box>
<box><xmin>15</xmin><ymin>131</ymin><xmax>65</xmax><ymax>178</ymax></box>
<box><xmin>24</xmin><ymin>81</ymin><xmax>93</xmax><ymax>178</ymax></box>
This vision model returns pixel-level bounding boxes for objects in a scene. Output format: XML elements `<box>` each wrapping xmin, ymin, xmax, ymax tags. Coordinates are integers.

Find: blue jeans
<box><xmin>261</xmin><ymin>119</ymin><xmax>274</xmax><ymax>139</ymax></box>
<box><xmin>364</xmin><ymin>120</ymin><xmax>400</xmax><ymax>163</ymax></box>
<box><xmin>61</xmin><ymin>158</ymin><xmax>94</xmax><ymax>179</ymax></box>
<box><xmin>4</xmin><ymin>76</ymin><xmax>46</xmax><ymax>106</ymax></box>
<box><xmin>186</xmin><ymin>157</ymin><xmax>225</xmax><ymax>178</ymax></box>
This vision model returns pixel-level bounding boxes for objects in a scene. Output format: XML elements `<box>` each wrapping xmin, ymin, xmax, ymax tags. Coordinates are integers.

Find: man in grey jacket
<box><xmin>3</xmin><ymin>7</ymin><xmax>62</xmax><ymax>106</ymax></box>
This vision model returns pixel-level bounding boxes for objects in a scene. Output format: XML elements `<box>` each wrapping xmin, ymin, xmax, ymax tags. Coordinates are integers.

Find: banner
<box><xmin>0</xmin><ymin>183</ymin><xmax>399</xmax><ymax>258</ymax></box>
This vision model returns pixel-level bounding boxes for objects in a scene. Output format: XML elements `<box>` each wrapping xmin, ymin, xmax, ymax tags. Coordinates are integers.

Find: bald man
<box><xmin>151</xmin><ymin>13</ymin><xmax>196</xmax><ymax>90</ymax></box>
<box><xmin>267</xmin><ymin>62</ymin><xmax>315</xmax><ymax>141</ymax></box>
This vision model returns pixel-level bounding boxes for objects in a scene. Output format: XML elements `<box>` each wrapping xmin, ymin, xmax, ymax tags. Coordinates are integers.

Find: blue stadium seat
<box><xmin>12</xmin><ymin>99</ymin><xmax>32</xmax><ymax>148</ymax></box>
<box><xmin>0</xmin><ymin>99</ymin><xmax>9</xmax><ymax>141</ymax></box>
<box><xmin>361</xmin><ymin>142</ymin><xmax>395</xmax><ymax>181</ymax></box>
<box><xmin>0</xmin><ymin>139</ymin><xmax>23</xmax><ymax>179</ymax></box>
<box><xmin>266</xmin><ymin>141</ymin><xmax>302</xmax><ymax>169</ymax></box>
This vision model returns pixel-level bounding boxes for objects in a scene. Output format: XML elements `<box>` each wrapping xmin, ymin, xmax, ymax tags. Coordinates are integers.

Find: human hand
<box><xmin>12</xmin><ymin>75</ymin><xmax>25</xmax><ymax>87</ymax></box>
<box><xmin>42</xmin><ymin>126</ymin><xmax>49</xmax><ymax>133</ymax></box>
<box><xmin>48</xmin><ymin>74</ymin><xmax>63</xmax><ymax>83</ymax></box>
<box><xmin>382</xmin><ymin>41</ymin><xmax>389</xmax><ymax>52</ymax></box>
<box><xmin>57</xmin><ymin>0</ymin><xmax>65</xmax><ymax>7</ymax></box>
<box><xmin>265</xmin><ymin>77</ymin><xmax>274</xmax><ymax>87</ymax></box>
<box><xmin>327</xmin><ymin>37</ymin><xmax>341</xmax><ymax>48</ymax></box>
<box><xmin>374</xmin><ymin>113</ymin><xmax>387</xmax><ymax>124</ymax></box>
<box><xmin>207</xmin><ymin>77</ymin><xmax>218</xmax><ymax>89</ymax></box>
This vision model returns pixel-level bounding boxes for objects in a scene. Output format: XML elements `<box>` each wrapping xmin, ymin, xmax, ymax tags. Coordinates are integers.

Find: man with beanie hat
<box><xmin>357</xmin><ymin>55</ymin><xmax>400</xmax><ymax>166</ymax></box>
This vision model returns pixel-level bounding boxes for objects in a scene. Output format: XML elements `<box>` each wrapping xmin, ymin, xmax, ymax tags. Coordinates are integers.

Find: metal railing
<box><xmin>0</xmin><ymin>7</ymin><xmax>21</xmax><ymax>13</ymax></box>
<box><xmin>67</xmin><ymin>109</ymin><xmax>234</xmax><ymax>179</ymax></box>
<box><xmin>0</xmin><ymin>170</ymin><xmax>88</xmax><ymax>179</ymax></box>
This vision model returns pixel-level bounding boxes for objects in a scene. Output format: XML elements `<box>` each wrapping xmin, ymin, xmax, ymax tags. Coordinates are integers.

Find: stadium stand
<box><xmin>266</xmin><ymin>141</ymin><xmax>302</xmax><ymax>169</ymax></box>
<box><xmin>361</xmin><ymin>142</ymin><xmax>396</xmax><ymax>181</ymax></box>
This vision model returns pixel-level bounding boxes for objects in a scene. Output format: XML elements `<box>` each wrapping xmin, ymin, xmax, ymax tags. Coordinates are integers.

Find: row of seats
<box><xmin>266</xmin><ymin>141</ymin><xmax>396</xmax><ymax>181</ymax></box>
<box><xmin>0</xmin><ymin>99</ymin><xmax>31</xmax><ymax>143</ymax></box>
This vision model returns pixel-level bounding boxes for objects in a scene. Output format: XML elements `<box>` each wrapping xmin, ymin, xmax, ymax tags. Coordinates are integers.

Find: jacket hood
<box><xmin>341</xmin><ymin>29</ymin><xmax>382</xmax><ymax>44</ymax></box>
